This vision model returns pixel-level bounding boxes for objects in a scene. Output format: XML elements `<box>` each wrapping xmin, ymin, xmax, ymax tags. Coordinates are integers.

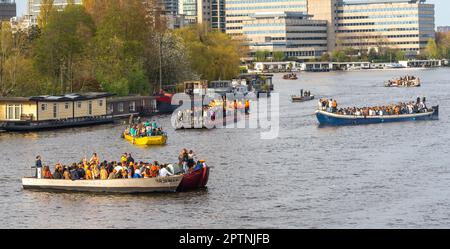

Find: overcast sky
<box><xmin>14</xmin><ymin>0</ymin><xmax>449</xmax><ymax>26</ymax></box>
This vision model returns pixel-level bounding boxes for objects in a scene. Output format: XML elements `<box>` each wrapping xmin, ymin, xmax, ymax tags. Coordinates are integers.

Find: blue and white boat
<box><xmin>316</xmin><ymin>106</ymin><xmax>439</xmax><ymax>126</ymax></box>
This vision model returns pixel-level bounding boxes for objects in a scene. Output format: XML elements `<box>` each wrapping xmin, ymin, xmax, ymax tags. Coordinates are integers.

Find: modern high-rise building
<box><xmin>307</xmin><ymin>0</ymin><xmax>435</xmax><ymax>55</ymax></box>
<box><xmin>28</xmin><ymin>0</ymin><xmax>82</xmax><ymax>17</ymax></box>
<box><xmin>0</xmin><ymin>0</ymin><xmax>16</xmax><ymax>21</ymax></box>
<box><xmin>227</xmin><ymin>0</ymin><xmax>435</xmax><ymax>57</ymax></box>
<box><xmin>242</xmin><ymin>12</ymin><xmax>328</xmax><ymax>60</ymax></box>
<box><xmin>437</xmin><ymin>26</ymin><xmax>450</xmax><ymax>33</ymax></box>
<box><xmin>179</xmin><ymin>0</ymin><xmax>211</xmax><ymax>25</ymax></box>
<box><xmin>211</xmin><ymin>0</ymin><xmax>225</xmax><ymax>31</ymax></box>
<box><xmin>225</xmin><ymin>0</ymin><xmax>308</xmax><ymax>37</ymax></box>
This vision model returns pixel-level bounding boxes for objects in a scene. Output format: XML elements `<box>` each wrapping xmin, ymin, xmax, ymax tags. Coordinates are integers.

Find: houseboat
<box><xmin>0</xmin><ymin>93</ymin><xmax>115</xmax><ymax>132</ymax></box>
<box><xmin>108</xmin><ymin>95</ymin><xmax>158</xmax><ymax>118</ymax></box>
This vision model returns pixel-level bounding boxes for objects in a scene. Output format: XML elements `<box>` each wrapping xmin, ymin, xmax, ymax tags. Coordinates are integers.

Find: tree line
<box><xmin>0</xmin><ymin>0</ymin><xmax>243</xmax><ymax>97</ymax></box>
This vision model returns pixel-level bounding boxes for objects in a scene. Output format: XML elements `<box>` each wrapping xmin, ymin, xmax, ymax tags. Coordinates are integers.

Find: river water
<box><xmin>1</xmin><ymin>68</ymin><xmax>449</xmax><ymax>229</ymax></box>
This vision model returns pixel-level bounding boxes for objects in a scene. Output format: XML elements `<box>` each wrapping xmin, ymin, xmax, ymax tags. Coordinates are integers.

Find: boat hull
<box><xmin>292</xmin><ymin>96</ymin><xmax>315</xmax><ymax>102</ymax></box>
<box><xmin>22</xmin><ymin>176</ymin><xmax>183</xmax><ymax>194</ymax></box>
<box><xmin>316</xmin><ymin>107</ymin><xmax>439</xmax><ymax>126</ymax></box>
<box><xmin>123</xmin><ymin>133</ymin><xmax>167</xmax><ymax>145</ymax></box>
<box><xmin>2</xmin><ymin>117</ymin><xmax>115</xmax><ymax>132</ymax></box>
<box><xmin>175</xmin><ymin>114</ymin><xmax>240</xmax><ymax>130</ymax></box>
<box><xmin>177</xmin><ymin>167</ymin><xmax>210</xmax><ymax>192</ymax></box>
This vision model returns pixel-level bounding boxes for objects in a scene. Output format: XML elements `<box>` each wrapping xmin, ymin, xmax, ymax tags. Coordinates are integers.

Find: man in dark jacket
<box><xmin>35</xmin><ymin>156</ymin><xmax>43</xmax><ymax>179</ymax></box>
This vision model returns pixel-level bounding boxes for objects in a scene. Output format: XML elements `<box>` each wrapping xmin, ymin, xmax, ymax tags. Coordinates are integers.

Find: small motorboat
<box><xmin>123</xmin><ymin>133</ymin><xmax>167</xmax><ymax>145</ymax></box>
<box><xmin>175</xmin><ymin>113</ymin><xmax>239</xmax><ymax>130</ymax></box>
<box><xmin>385</xmin><ymin>77</ymin><xmax>421</xmax><ymax>87</ymax></box>
<box><xmin>22</xmin><ymin>175</ymin><xmax>183</xmax><ymax>194</ymax></box>
<box><xmin>292</xmin><ymin>95</ymin><xmax>315</xmax><ymax>103</ymax></box>
<box><xmin>177</xmin><ymin>166</ymin><xmax>210</xmax><ymax>192</ymax></box>
<box><xmin>316</xmin><ymin>106</ymin><xmax>439</xmax><ymax>126</ymax></box>
<box><xmin>283</xmin><ymin>73</ymin><xmax>298</xmax><ymax>80</ymax></box>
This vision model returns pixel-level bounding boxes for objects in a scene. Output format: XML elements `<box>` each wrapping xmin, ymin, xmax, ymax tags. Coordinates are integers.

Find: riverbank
<box><xmin>251</xmin><ymin>59</ymin><xmax>449</xmax><ymax>73</ymax></box>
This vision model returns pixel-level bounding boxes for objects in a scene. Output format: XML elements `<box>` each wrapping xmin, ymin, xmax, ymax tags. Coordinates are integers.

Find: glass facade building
<box><xmin>29</xmin><ymin>0</ymin><xmax>82</xmax><ymax>17</ymax></box>
<box><xmin>225</xmin><ymin>0</ymin><xmax>308</xmax><ymax>37</ymax></box>
<box><xmin>331</xmin><ymin>0</ymin><xmax>435</xmax><ymax>55</ymax></box>
<box><xmin>0</xmin><ymin>0</ymin><xmax>16</xmax><ymax>21</ymax></box>
<box><xmin>242</xmin><ymin>12</ymin><xmax>328</xmax><ymax>60</ymax></box>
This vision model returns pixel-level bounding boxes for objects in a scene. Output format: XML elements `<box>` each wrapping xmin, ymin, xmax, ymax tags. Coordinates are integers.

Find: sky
<box><xmin>14</xmin><ymin>0</ymin><xmax>449</xmax><ymax>26</ymax></box>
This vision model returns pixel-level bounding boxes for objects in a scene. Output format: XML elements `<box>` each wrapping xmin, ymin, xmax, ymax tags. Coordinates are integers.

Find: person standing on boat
<box><xmin>35</xmin><ymin>156</ymin><xmax>43</xmax><ymax>179</ymax></box>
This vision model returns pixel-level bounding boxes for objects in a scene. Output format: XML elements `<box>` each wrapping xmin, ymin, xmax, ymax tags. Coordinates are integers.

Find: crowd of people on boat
<box><xmin>175</xmin><ymin>98</ymin><xmax>250</xmax><ymax>126</ymax></box>
<box><xmin>34</xmin><ymin>150</ymin><xmax>207</xmax><ymax>180</ymax></box>
<box><xmin>386</xmin><ymin>75</ymin><xmax>420</xmax><ymax>87</ymax></box>
<box><xmin>319</xmin><ymin>97</ymin><xmax>431</xmax><ymax>116</ymax></box>
<box><xmin>283</xmin><ymin>73</ymin><xmax>298</xmax><ymax>80</ymax></box>
<box><xmin>124</xmin><ymin>120</ymin><xmax>165</xmax><ymax>137</ymax></box>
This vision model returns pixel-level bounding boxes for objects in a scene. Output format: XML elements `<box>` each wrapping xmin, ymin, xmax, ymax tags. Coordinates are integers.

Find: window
<box><xmin>6</xmin><ymin>104</ymin><xmax>22</xmax><ymax>120</ymax></box>
<box><xmin>53</xmin><ymin>104</ymin><xmax>58</xmax><ymax>118</ymax></box>
<box><xmin>98</xmin><ymin>100</ymin><xmax>103</xmax><ymax>107</ymax></box>
<box><xmin>108</xmin><ymin>104</ymin><xmax>114</xmax><ymax>113</ymax></box>
<box><xmin>88</xmin><ymin>101</ymin><xmax>93</xmax><ymax>115</ymax></box>
<box><xmin>41</xmin><ymin>103</ymin><xmax>48</xmax><ymax>111</ymax></box>
<box><xmin>118</xmin><ymin>103</ymin><xmax>124</xmax><ymax>113</ymax></box>
<box><xmin>129</xmin><ymin>101</ymin><xmax>136</xmax><ymax>112</ymax></box>
<box><xmin>77</xmin><ymin>102</ymin><xmax>82</xmax><ymax>108</ymax></box>
<box><xmin>65</xmin><ymin>103</ymin><xmax>69</xmax><ymax>109</ymax></box>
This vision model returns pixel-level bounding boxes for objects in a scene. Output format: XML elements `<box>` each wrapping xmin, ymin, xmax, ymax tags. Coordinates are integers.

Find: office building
<box><xmin>437</xmin><ymin>26</ymin><xmax>450</xmax><ymax>33</ymax></box>
<box><xmin>311</xmin><ymin>0</ymin><xmax>436</xmax><ymax>55</ymax></box>
<box><xmin>211</xmin><ymin>0</ymin><xmax>225</xmax><ymax>31</ymax></box>
<box><xmin>28</xmin><ymin>0</ymin><xmax>82</xmax><ymax>17</ymax></box>
<box><xmin>225</xmin><ymin>0</ymin><xmax>308</xmax><ymax>37</ymax></box>
<box><xmin>242</xmin><ymin>12</ymin><xmax>328</xmax><ymax>60</ymax></box>
<box><xmin>0</xmin><ymin>0</ymin><xmax>16</xmax><ymax>21</ymax></box>
<box><xmin>179</xmin><ymin>0</ymin><xmax>211</xmax><ymax>25</ymax></box>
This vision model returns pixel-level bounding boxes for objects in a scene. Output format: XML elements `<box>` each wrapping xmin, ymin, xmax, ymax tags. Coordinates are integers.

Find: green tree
<box><xmin>331</xmin><ymin>50</ymin><xmax>350</xmax><ymax>62</ymax></box>
<box><xmin>0</xmin><ymin>22</ymin><xmax>40</xmax><ymax>96</ymax></box>
<box><xmin>424</xmin><ymin>38</ymin><xmax>440</xmax><ymax>59</ymax></box>
<box><xmin>37</xmin><ymin>0</ymin><xmax>55</xmax><ymax>28</ymax></box>
<box><xmin>273</xmin><ymin>51</ymin><xmax>285</xmax><ymax>62</ymax></box>
<box><xmin>320</xmin><ymin>53</ymin><xmax>331</xmax><ymax>62</ymax></box>
<box><xmin>34</xmin><ymin>4</ymin><xmax>96</xmax><ymax>94</ymax></box>
<box><xmin>255</xmin><ymin>50</ymin><xmax>269</xmax><ymax>62</ymax></box>
<box><xmin>175</xmin><ymin>24</ymin><xmax>242</xmax><ymax>81</ymax></box>
<box><xmin>93</xmin><ymin>0</ymin><xmax>151</xmax><ymax>95</ymax></box>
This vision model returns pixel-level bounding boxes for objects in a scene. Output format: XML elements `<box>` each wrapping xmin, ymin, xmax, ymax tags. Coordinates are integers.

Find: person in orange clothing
<box><xmin>150</xmin><ymin>161</ymin><xmax>160</xmax><ymax>178</ymax></box>
<box><xmin>85</xmin><ymin>166</ymin><xmax>93</xmax><ymax>180</ymax></box>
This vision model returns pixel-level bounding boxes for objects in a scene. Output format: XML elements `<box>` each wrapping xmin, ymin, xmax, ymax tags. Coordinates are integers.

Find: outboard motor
<box><xmin>432</xmin><ymin>105</ymin><xmax>439</xmax><ymax>120</ymax></box>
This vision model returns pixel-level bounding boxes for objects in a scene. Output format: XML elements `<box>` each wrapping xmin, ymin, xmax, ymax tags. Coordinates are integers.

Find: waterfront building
<box><xmin>28</xmin><ymin>0</ymin><xmax>82</xmax><ymax>17</ymax></box>
<box><xmin>107</xmin><ymin>96</ymin><xmax>158</xmax><ymax>118</ymax></box>
<box><xmin>225</xmin><ymin>0</ymin><xmax>308</xmax><ymax>37</ymax></box>
<box><xmin>242</xmin><ymin>12</ymin><xmax>328</xmax><ymax>60</ymax></box>
<box><xmin>211</xmin><ymin>0</ymin><xmax>225</xmax><ymax>31</ymax></box>
<box><xmin>437</xmin><ymin>26</ymin><xmax>450</xmax><ymax>33</ymax></box>
<box><xmin>0</xmin><ymin>0</ymin><xmax>16</xmax><ymax>21</ymax></box>
<box><xmin>308</xmin><ymin>0</ymin><xmax>436</xmax><ymax>56</ymax></box>
<box><xmin>179</xmin><ymin>0</ymin><xmax>211</xmax><ymax>25</ymax></box>
<box><xmin>10</xmin><ymin>15</ymin><xmax>36</xmax><ymax>33</ymax></box>
<box><xmin>0</xmin><ymin>93</ymin><xmax>111</xmax><ymax>123</ymax></box>
<box><xmin>307</xmin><ymin>0</ymin><xmax>337</xmax><ymax>52</ymax></box>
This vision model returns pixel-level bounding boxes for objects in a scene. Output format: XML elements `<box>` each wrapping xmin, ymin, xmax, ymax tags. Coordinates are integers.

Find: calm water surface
<box><xmin>1</xmin><ymin>68</ymin><xmax>450</xmax><ymax>228</ymax></box>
